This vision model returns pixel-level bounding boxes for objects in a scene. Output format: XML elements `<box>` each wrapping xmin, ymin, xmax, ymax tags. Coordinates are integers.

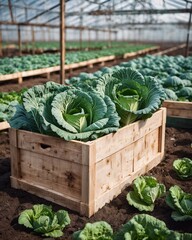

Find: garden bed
<box><xmin>0</xmin><ymin>46</ymin><xmax>159</xmax><ymax>84</ymax></box>
<box><xmin>0</xmin><ymin>127</ymin><xmax>191</xmax><ymax>239</ymax></box>
<box><xmin>9</xmin><ymin>108</ymin><xmax>166</xmax><ymax>217</ymax></box>
<box><xmin>163</xmin><ymin>100</ymin><xmax>192</xmax><ymax>128</ymax></box>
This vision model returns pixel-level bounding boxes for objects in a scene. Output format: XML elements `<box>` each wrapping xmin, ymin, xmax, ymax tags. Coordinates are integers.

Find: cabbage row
<box><xmin>68</xmin><ymin>55</ymin><xmax>192</xmax><ymax>102</ymax></box>
<box><xmin>17</xmin><ymin>41</ymin><xmax>149</xmax><ymax>51</ymax></box>
<box><xmin>0</xmin><ymin>44</ymin><xmax>151</xmax><ymax>75</ymax></box>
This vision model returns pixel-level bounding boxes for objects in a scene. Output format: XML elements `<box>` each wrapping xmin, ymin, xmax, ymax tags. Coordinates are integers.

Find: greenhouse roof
<box><xmin>0</xmin><ymin>0</ymin><xmax>191</xmax><ymax>30</ymax></box>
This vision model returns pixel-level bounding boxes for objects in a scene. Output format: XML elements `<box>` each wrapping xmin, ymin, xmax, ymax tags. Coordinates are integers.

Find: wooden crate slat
<box><xmin>10</xmin><ymin>177</ymin><xmax>82</xmax><ymax>212</ymax></box>
<box><xmin>163</xmin><ymin>100</ymin><xmax>192</xmax><ymax>119</ymax></box>
<box><xmin>0</xmin><ymin>121</ymin><xmax>10</xmax><ymax>131</ymax></box>
<box><xmin>17</xmin><ymin>130</ymin><xmax>83</xmax><ymax>164</ymax></box>
<box><xmin>153</xmin><ymin>43</ymin><xmax>186</xmax><ymax>56</ymax></box>
<box><xmin>20</xmin><ymin>149</ymin><xmax>82</xmax><ymax>199</ymax></box>
<box><xmin>94</xmin><ymin>152</ymin><xmax>163</xmax><ymax>213</ymax></box>
<box><xmin>94</xmin><ymin>109</ymin><xmax>163</xmax><ymax>162</ymax></box>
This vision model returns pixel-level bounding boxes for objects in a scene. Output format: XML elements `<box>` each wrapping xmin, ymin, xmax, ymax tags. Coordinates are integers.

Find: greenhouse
<box><xmin>0</xmin><ymin>0</ymin><xmax>192</xmax><ymax>239</ymax></box>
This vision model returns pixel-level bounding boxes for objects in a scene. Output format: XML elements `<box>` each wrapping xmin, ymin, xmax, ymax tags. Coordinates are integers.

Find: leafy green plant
<box><xmin>9</xmin><ymin>81</ymin><xmax>120</xmax><ymax>141</ymax></box>
<box><xmin>127</xmin><ymin>176</ymin><xmax>166</xmax><ymax>211</ymax></box>
<box><xmin>78</xmin><ymin>68</ymin><xmax>165</xmax><ymax>126</ymax></box>
<box><xmin>0</xmin><ymin>89</ymin><xmax>27</xmax><ymax>122</ymax></box>
<box><xmin>72</xmin><ymin>221</ymin><xmax>113</xmax><ymax>240</ymax></box>
<box><xmin>114</xmin><ymin>214</ymin><xmax>192</xmax><ymax>240</ymax></box>
<box><xmin>166</xmin><ymin>185</ymin><xmax>192</xmax><ymax>221</ymax></box>
<box><xmin>117</xmin><ymin>55</ymin><xmax>192</xmax><ymax>102</ymax></box>
<box><xmin>114</xmin><ymin>214</ymin><xmax>179</xmax><ymax>240</ymax></box>
<box><xmin>173</xmin><ymin>158</ymin><xmax>192</xmax><ymax>179</ymax></box>
<box><xmin>18</xmin><ymin>204</ymin><xmax>70</xmax><ymax>238</ymax></box>
<box><xmin>0</xmin><ymin>44</ymin><xmax>153</xmax><ymax>75</ymax></box>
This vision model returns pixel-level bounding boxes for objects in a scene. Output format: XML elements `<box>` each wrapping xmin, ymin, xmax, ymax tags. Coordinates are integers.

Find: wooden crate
<box><xmin>9</xmin><ymin>108</ymin><xmax>166</xmax><ymax>217</ymax></box>
<box><xmin>163</xmin><ymin>100</ymin><xmax>192</xmax><ymax>119</ymax></box>
<box><xmin>163</xmin><ymin>100</ymin><xmax>192</xmax><ymax>128</ymax></box>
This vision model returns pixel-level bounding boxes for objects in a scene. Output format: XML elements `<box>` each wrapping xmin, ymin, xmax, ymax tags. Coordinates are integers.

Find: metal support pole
<box><xmin>0</xmin><ymin>29</ymin><xmax>2</xmax><ymax>56</ymax></box>
<box><xmin>18</xmin><ymin>25</ymin><xmax>22</xmax><ymax>56</ymax></box>
<box><xmin>109</xmin><ymin>29</ymin><xmax>111</xmax><ymax>46</ymax></box>
<box><xmin>32</xmin><ymin>26</ymin><xmax>35</xmax><ymax>54</ymax></box>
<box><xmin>96</xmin><ymin>30</ymin><xmax>98</xmax><ymax>41</ymax></box>
<box><xmin>88</xmin><ymin>29</ymin><xmax>91</xmax><ymax>49</ymax></box>
<box><xmin>25</xmin><ymin>7</ymin><xmax>28</xmax><ymax>21</ymax></box>
<box><xmin>8</xmin><ymin>0</ymin><xmax>14</xmax><ymax>22</ymax></box>
<box><xmin>60</xmin><ymin>0</ymin><xmax>65</xmax><ymax>84</ymax></box>
<box><xmin>80</xmin><ymin>8</ymin><xmax>83</xmax><ymax>50</ymax></box>
<box><xmin>185</xmin><ymin>5</ymin><xmax>192</xmax><ymax>57</ymax></box>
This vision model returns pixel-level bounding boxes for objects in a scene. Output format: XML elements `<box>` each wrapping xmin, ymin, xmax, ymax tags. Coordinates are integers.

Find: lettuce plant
<box><xmin>0</xmin><ymin>89</ymin><xmax>27</xmax><ymax>122</ymax></box>
<box><xmin>173</xmin><ymin>158</ymin><xmax>192</xmax><ymax>179</ymax></box>
<box><xmin>9</xmin><ymin>81</ymin><xmax>120</xmax><ymax>141</ymax></box>
<box><xmin>166</xmin><ymin>185</ymin><xmax>192</xmax><ymax>221</ymax></box>
<box><xmin>91</xmin><ymin>68</ymin><xmax>165</xmax><ymax>126</ymax></box>
<box><xmin>18</xmin><ymin>204</ymin><xmax>70</xmax><ymax>238</ymax></box>
<box><xmin>114</xmin><ymin>214</ymin><xmax>192</xmax><ymax>240</ymax></box>
<box><xmin>127</xmin><ymin>176</ymin><xmax>166</xmax><ymax>211</ymax></box>
<box><xmin>114</xmin><ymin>214</ymin><xmax>179</xmax><ymax>240</ymax></box>
<box><xmin>72</xmin><ymin>221</ymin><xmax>113</xmax><ymax>240</ymax></box>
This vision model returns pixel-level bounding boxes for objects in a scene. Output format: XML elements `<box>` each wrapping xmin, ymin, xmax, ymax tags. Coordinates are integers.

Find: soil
<box><xmin>0</xmin><ymin>47</ymin><xmax>191</xmax><ymax>239</ymax></box>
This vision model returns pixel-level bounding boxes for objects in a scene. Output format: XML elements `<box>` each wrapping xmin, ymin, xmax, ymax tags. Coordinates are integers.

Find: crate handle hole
<box><xmin>40</xmin><ymin>143</ymin><xmax>51</xmax><ymax>150</ymax></box>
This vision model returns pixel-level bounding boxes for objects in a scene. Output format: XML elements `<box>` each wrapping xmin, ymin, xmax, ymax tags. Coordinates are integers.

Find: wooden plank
<box><xmin>20</xmin><ymin>149</ymin><xmax>82</xmax><ymax>199</ymax></box>
<box><xmin>123</xmin><ymin>46</ymin><xmax>160</xmax><ymax>59</ymax></box>
<box><xmin>158</xmin><ymin>108</ymin><xmax>166</xmax><ymax>154</ymax></box>
<box><xmin>95</xmin><ymin>152</ymin><xmax>163</xmax><ymax>213</ymax></box>
<box><xmin>163</xmin><ymin>100</ymin><xmax>192</xmax><ymax>110</ymax></box>
<box><xmin>0</xmin><ymin>66</ymin><xmax>60</xmax><ymax>81</ymax></box>
<box><xmin>167</xmin><ymin>108</ymin><xmax>192</xmax><ymax>119</ymax></box>
<box><xmin>10</xmin><ymin>177</ymin><xmax>82</xmax><ymax>212</ymax></box>
<box><xmin>153</xmin><ymin>44</ymin><xmax>186</xmax><ymax>56</ymax></box>
<box><xmin>95</xmin><ymin>144</ymin><xmax>133</xmax><ymax>197</ymax></box>
<box><xmin>94</xmin><ymin>109</ymin><xmax>165</xmax><ymax>162</ymax></box>
<box><xmin>80</xmin><ymin>144</ymin><xmax>96</xmax><ymax>216</ymax></box>
<box><xmin>163</xmin><ymin>100</ymin><xmax>192</xmax><ymax>119</ymax></box>
<box><xmin>9</xmin><ymin>128</ymin><xmax>21</xmax><ymax>179</ymax></box>
<box><xmin>17</xmin><ymin>130</ymin><xmax>83</xmax><ymax>164</ymax></box>
<box><xmin>0</xmin><ymin>121</ymin><xmax>10</xmax><ymax>131</ymax></box>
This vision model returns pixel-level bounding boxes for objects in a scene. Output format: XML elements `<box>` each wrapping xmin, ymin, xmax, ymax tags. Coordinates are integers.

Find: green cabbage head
<box><xmin>9</xmin><ymin>81</ymin><xmax>120</xmax><ymax>141</ymax></box>
<box><xmin>92</xmin><ymin>68</ymin><xmax>165</xmax><ymax>126</ymax></box>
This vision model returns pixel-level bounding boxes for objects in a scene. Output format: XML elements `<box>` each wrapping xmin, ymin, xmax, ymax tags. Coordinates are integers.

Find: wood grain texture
<box><xmin>10</xmin><ymin>108</ymin><xmax>166</xmax><ymax>217</ymax></box>
<box><xmin>0</xmin><ymin>121</ymin><xmax>10</xmax><ymax>131</ymax></box>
